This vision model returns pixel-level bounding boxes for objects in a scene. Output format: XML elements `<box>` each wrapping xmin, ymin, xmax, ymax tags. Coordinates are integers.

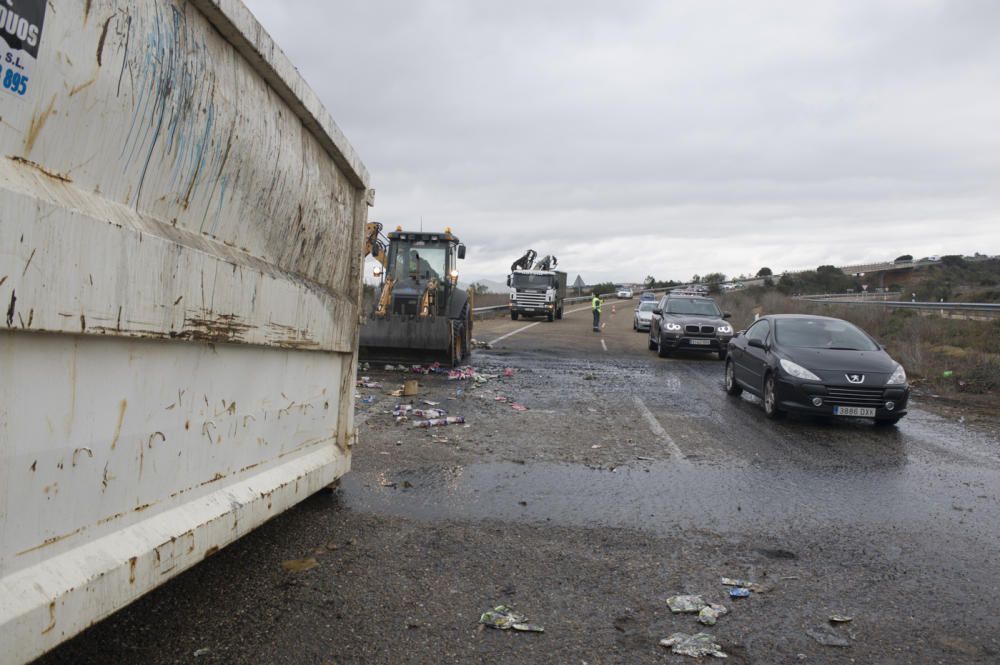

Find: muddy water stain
<box><xmin>340</xmin><ymin>460</ymin><xmax>1000</xmax><ymax>544</ymax></box>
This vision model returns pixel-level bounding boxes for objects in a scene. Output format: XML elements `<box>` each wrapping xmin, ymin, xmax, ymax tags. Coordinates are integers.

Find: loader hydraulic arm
<box><xmin>365</xmin><ymin>222</ymin><xmax>389</xmax><ymax>269</ymax></box>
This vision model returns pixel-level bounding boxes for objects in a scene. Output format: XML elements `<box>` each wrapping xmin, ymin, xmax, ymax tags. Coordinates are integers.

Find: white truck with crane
<box><xmin>507</xmin><ymin>250</ymin><xmax>567</xmax><ymax>321</ymax></box>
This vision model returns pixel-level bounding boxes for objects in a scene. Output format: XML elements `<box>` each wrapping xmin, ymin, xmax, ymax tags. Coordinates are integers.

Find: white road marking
<box><xmin>633</xmin><ymin>395</ymin><xmax>689</xmax><ymax>464</ymax></box>
<box><xmin>487</xmin><ymin>304</ymin><xmax>593</xmax><ymax>346</ymax></box>
<box><xmin>489</xmin><ymin>321</ymin><xmax>542</xmax><ymax>345</ymax></box>
<box><xmin>601</xmin><ymin>339</ymin><xmax>608</xmax><ymax>352</ymax></box>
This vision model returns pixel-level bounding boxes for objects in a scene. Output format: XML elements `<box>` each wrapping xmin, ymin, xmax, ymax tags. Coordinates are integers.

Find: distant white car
<box><xmin>617</xmin><ymin>288</ymin><xmax>634</xmax><ymax>299</ymax></box>
<box><xmin>633</xmin><ymin>300</ymin><xmax>656</xmax><ymax>331</ymax></box>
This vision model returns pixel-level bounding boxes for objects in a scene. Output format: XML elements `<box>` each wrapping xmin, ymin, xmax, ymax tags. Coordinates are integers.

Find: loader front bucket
<box><xmin>359</xmin><ymin>315</ymin><xmax>457</xmax><ymax>366</ymax></box>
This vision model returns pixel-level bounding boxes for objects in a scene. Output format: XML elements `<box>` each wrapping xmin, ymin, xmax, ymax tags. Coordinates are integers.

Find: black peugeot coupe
<box><xmin>724</xmin><ymin>314</ymin><xmax>908</xmax><ymax>425</ymax></box>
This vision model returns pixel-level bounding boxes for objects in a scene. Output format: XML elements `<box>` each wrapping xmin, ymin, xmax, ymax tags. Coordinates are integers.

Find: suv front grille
<box><xmin>685</xmin><ymin>325</ymin><xmax>716</xmax><ymax>335</ymax></box>
<box><xmin>825</xmin><ymin>386</ymin><xmax>884</xmax><ymax>408</ymax></box>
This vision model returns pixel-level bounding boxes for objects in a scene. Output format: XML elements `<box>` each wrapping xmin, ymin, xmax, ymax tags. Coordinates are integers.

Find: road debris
<box><xmin>448</xmin><ymin>367</ymin><xmax>476</xmax><ymax>381</ymax></box>
<box><xmin>503</xmin><ymin>367</ymin><xmax>515</xmax><ymax>377</ymax></box>
<box><xmin>511</xmin><ymin>403</ymin><xmax>528</xmax><ymax>411</ymax></box>
<box><xmin>806</xmin><ymin>625</ymin><xmax>851</xmax><ymax>647</ymax></box>
<box><xmin>698</xmin><ymin>603</ymin><xmax>729</xmax><ymax>626</ymax></box>
<box><xmin>281</xmin><ymin>557</ymin><xmax>318</xmax><ymax>573</ymax></box>
<box><xmin>728</xmin><ymin>587</ymin><xmax>751</xmax><ymax>598</ymax></box>
<box><xmin>659</xmin><ymin>632</ymin><xmax>727</xmax><ymax>658</ymax></box>
<box><xmin>403</xmin><ymin>379</ymin><xmax>419</xmax><ymax>396</ymax></box>
<box><xmin>415</xmin><ymin>416</ymin><xmax>466</xmax><ymax>428</ymax></box>
<box><xmin>479</xmin><ymin>605</ymin><xmax>544</xmax><ymax>632</ymax></box>
<box><xmin>413</xmin><ymin>408</ymin><xmax>447</xmax><ymax>419</ymax></box>
<box><xmin>829</xmin><ymin>615</ymin><xmax>853</xmax><ymax>623</ymax></box>
<box><xmin>667</xmin><ymin>595</ymin><xmax>708</xmax><ymax>613</ymax></box>
<box><xmin>720</xmin><ymin>577</ymin><xmax>766</xmax><ymax>592</ymax></box>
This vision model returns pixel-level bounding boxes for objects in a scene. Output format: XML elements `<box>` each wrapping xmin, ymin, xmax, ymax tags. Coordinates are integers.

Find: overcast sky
<box><xmin>244</xmin><ymin>0</ymin><xmax>1000</xmax><ymax>286</ymax></box>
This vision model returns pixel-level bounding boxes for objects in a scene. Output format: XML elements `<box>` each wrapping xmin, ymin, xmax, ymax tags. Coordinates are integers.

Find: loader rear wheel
<box><xmin>511</xmin><ymin>311</ymin><xmax>519</xmax><ymax>321</ymax></box>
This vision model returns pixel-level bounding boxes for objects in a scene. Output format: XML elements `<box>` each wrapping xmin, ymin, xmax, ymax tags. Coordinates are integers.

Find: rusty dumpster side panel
<box><xmin>0</xmin><ymin>1</ymin><xmax>368</xmax><ymax>662</ymax></box>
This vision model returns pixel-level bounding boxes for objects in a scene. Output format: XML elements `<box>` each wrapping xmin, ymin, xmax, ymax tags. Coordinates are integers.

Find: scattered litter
<box><xmin>403</xmin><ymin>379</ymin><xmax>419</xmax><ymax>396</ymax></box>
<box><xmin>806</xmin><ymin>625</ymin><xmax>851</xmax><ymax>647</ymax></box>
<box><xmin>193</xmin><ymin>648</ymin><xmax>211</xmax><ymax>657</ymax></box>
<box><xmin>413</xmin><ymin>408</ymin><xmax>447</xmax><ymax>419</ymax></box>
<box><xmin>423</xmin><ymin>400</ymin><xmax>440</xmax><ymax>406</ymax></box>
<box><xmin>281</xmin><ymin>557</ymin><xmax>318</xmax><ymax>573</ymax></box>
<box><xmin>356</xmin><ymin>377</ymin><xmax>382</xmax><ymax>388</ymax></box>
<box><xmin>495</xmin><ymin>395</ymin><xmax>508</xmax><ymax>402</ymax></box>
<box><xmin>659</xmin><ymin>632</ymin><xmax>727</xmax><ymax>658</ymax></box>
<box><xmin>389</xmin><ymin>388</ymin><xmax>404</xmax><ymax>397</ymax></box>
<box><xmin>721</xmin><ymin>577</ymin><xmax>766</xmax><ymax>592</ymax></box>
<box><xmin>448</xmin><ymin>367</ymin><xmax>475</xmax><ymax>381</ymax></box>
<box><xmin>829</xmin><ymin>615</ymin><xmax>853</xmax><ymax>623</ymax></box>
<box><xmin>636</xmin><ymin>456</ymin><xmax>654</xmax><ymax>461</ymax></box>
<box><xmin>414</xmin><ymin>416</ymin><xmax>466</xmax><ymax>428</ymax></box>
<box><xmin>587</xmin><ymin>407</ymin><xmax>597</xmax><ymax>413</ymax></box>
<box><xmin>503</xmin><ymin>367</ymin><xmax>515</xmax><ymax>377</ymax></box>
<box><xmin>360</xmin><ymin>362</ymin><xmax>370</xmax><ymax>370</ymax></box>
<box><xmin>392</xmin><ymin>405</ymin><xmax>412</xmax><ymax>416</ymax></box>
<box><xmin>511</xmin><ymin>403</ymin><xmax>528</xmax><ymax>411</ymax></box>
<box><xmin>667</xmin><ymin>595</ymin><xmax>708</xmax><ymax>613</ymax></box>
<box><xmin>325</xmin><ymin>542</ymin><xmax>339</xmax><ymax>551</ymax></box>
<box><xmin>591</xmin><ymin>444</ymin><xmax>602</xmax><ymax>449</ymax></box>
<box><xmin>479</xmin><ymin>605</ymin><xmax>544</xmax><ymax>633</ymax></box>
<box><xmin>698</xmin><ymin>603</ymin><xmax>729</xmax><ymax>626</ymax></box>
<box><xmin>942</xmin><ymin>370</ymin><xmax>954</xmax><ymax>378</ymax></box>
<box><xmin>728</xmin><ymin>587</ymin><xmax>751</xmax><ymax>599</ymax></box>
<box><xmin>361</xmin><ymin>395</ymin><xmax>376</xmax><ymax>405</ymax></box>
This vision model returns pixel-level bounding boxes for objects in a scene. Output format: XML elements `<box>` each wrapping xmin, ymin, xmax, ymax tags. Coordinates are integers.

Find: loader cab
<box><xmin>384</xmin><ymin>229</ymin><xmax>464</xmax><ymax>316</ymax></box>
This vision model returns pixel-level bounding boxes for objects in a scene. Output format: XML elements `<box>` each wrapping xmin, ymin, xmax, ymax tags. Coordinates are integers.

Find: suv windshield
<box><xmin>512</xmin><ymin>274</ymin><xmax>555</xmax><ymax>289</ymax></box>
<box><xmin>775</xmin><ymin>318</ymin><xmax>879</xmax><ymax>351</ymax></box>
<box><xmin>665</xmin><ymin>298</ymin><xmax>722</xmax><ymax>317</ymax></box>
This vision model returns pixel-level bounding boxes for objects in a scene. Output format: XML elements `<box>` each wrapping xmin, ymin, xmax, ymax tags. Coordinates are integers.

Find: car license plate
<box><xmin>833</xmin><ymin>406</ymin><xmax>876</xmax><ymax>417</ymax></box>
<box><xmin>689</xmin><ymin>339</ymin><xmax>711</xmax><ymax>345</ymax></box>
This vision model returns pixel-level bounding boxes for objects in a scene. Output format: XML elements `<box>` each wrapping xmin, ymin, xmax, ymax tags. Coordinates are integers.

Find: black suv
<box><xmin>648</xmin><ymin>295</ymin><xmax>733</xmax><ymax>359</ymax></box>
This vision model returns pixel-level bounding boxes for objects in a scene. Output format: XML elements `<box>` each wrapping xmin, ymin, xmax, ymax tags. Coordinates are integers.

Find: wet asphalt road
<box><xmin>39</xmin><ymin>301</ymin><xmax>1000</xmax><ymax>664</ymax></box>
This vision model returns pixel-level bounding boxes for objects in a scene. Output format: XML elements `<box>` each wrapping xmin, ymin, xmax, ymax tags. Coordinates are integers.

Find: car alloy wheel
<box><xmin>763</xmin><ymin>373</ymin><xmax>784</xmax><ymax>419</ymax></box>
<box><xmin>724</xmin><ymin>360</ymin><xmax>742</xmax><ymax>396</ymax></box>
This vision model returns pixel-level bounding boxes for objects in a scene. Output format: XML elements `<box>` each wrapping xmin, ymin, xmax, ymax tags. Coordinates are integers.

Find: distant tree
<box><xmin>470</xmin><ymin>282</ymin><xmax>489</xmax><ymax>295</ymax></box>
<box><xmin>590</xmin><ymin>282</ymin><xmax>618</xmax><ymax>297</ymax></box>
<box><xmin>756</xmin><ymin>267</ymin><xmax>773</xmax><ymax>277</ymax></box>
<box><xmin>691</xmin><ymin>274</ymin><xmax>701</xmax><ymax>284</ymax></box>
<box><xmin>940</xmin><ymin>254</ymin><xmax>966</xmax><ymax>267</ymax></box>
<box><xmin>703</xmin><ymin>272</ymin><xmax>726</xmax><ymax>284</ymax></box>
<box><xmin>644</xmin><ymin>275</ymin><xmax>656</xmax><ymax>286</ymax></box>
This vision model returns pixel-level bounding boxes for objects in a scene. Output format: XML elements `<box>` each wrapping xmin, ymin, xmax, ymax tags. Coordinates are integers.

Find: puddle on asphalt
<box><xmin>339</xmin><ymin>460</ymin><xmax>1000</xmax><ymax>540</ymax></box>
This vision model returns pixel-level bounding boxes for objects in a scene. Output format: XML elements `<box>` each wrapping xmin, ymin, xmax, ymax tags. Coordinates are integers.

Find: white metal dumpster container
<box><xmin>0</xmin><ymin>1</ymin><xmax>369</xmax><ymax>662</ymax></box>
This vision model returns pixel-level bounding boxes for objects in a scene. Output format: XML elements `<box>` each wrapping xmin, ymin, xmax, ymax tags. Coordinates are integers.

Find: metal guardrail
<box><xmin>801</xmin><ymin>296</ymin><xmax>1000</xmax><ymax>313</ymax></box>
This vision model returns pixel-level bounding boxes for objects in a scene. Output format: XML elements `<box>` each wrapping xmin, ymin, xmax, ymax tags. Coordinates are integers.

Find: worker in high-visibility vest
<box><xmin>591</xmin><ymin>293</ymin><xmax>603</xmax><ymax>332</ymax></box>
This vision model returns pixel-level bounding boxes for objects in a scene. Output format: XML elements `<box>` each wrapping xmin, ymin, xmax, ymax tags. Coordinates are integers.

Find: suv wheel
<box><xmin>657</xmin><ymin>334</ymin><xmax>671</xmax><ymax>358</ymax></box>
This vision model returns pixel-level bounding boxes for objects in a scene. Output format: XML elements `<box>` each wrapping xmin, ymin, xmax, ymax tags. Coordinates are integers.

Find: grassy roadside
<box><xmin>718</xmin><ymin>288</ymin><xmax>1000</xmax><ymax>398</ymax></box>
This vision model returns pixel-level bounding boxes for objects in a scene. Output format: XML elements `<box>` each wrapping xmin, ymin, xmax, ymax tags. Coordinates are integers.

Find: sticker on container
<box><xmin>0</xmin><ymin>0</ymin><xmax>47</xmax><ymax>100</ymax></box>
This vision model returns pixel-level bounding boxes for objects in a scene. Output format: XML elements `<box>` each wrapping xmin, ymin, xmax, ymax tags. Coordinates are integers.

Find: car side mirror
<box><xmin>457</xmin><ymin>244</ymin><xmax>466</xmax><ymax>260</ymax></box>
<box><xmin>748</xmin><ymin>338</ymin><xmax>766</xmax><ymax>349</ymax></box>
<box><xmin>723</xmin><ymin>312</ymin><xmax>731</xmax><ymax>319</ymax></box>
<box><xmin>735</xmin><ymin>330</ymin><xmax>744</xmax><ymax>337</ymax></box>
<box><xmin>652</xmin><ymin>308</ymin><xmax>661</xmax><ymax>315</ymax></box>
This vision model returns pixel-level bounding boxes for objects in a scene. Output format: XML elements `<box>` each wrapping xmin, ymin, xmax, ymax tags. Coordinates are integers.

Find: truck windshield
<box><xmin>392</xmin><ymin>241</ymin><xmax>447</xmax><ymax>281</ymax></box>
<box><xmin>512</xmin><ymin>274</ymin><xmax>554</xmax><ymax>289</ymax></box>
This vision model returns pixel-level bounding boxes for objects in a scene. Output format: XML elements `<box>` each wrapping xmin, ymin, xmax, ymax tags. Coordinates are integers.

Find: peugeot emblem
<box><xmin>846</xmin><ymin>373</ymin><xmax>865</xmax><ymax>384</ymax></box>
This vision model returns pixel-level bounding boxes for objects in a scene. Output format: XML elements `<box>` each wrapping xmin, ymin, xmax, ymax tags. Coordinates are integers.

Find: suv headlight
<box><xmin>717</xmin><ymin>324</ymin><xmax>733</xmax><ymax>335</ymax></box>
<box><xmin>664</xmin><ymin>322</ymin><xmax>682</xmax><ymax>331</ymax></box>
<box><xmin>886</xmin><ymin>363</ymin><xmax>907</xmax><ymax>385</ymax></box>
<box><xmin>779</xmin><ymin>358</ymin><xmax>821</xmax><ymax>381</ymax></box>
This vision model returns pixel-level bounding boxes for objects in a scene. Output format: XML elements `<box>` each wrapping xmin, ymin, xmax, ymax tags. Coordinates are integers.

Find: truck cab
<box><xmin>508</xmin><ymin>269</ymin><xmax>566</xmax><ymax>321</ymax></box>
